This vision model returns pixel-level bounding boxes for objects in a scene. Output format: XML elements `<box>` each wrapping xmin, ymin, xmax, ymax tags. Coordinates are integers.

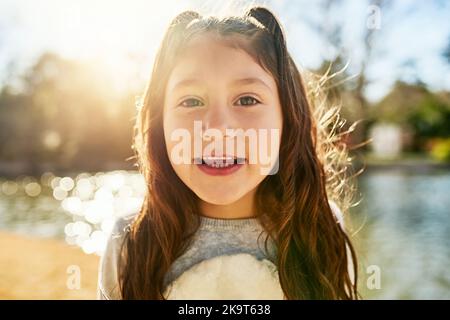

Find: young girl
<box><xmin>97</xmin><ymin>6</ymin><xmax>358</xmax><ymax>300</ymax></box>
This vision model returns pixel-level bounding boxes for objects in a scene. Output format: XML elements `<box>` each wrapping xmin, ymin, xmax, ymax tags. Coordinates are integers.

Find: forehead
<box><xmin>166</xmin><ymin>34</ymin><xmax>276</xmax><ymax>89</ymax></box>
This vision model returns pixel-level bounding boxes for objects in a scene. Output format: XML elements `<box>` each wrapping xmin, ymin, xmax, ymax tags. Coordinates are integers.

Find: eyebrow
<box><xmin>172</xmin><ymin>79</ymin><xmax>203</xmax><ymax>91</ymax></box>
<box><xmin>171</xmin><ymin>77</ymin><xmax>273</xmax><ymax>92</ymax></box>
<box><xmin>233</xmin><ymin>77</ymin><xmax>273</xmax><ymax>91</ymax></box>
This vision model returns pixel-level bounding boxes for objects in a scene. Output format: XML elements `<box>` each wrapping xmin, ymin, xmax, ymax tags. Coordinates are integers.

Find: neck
<box><xmin>199</xmin><ymin>188</ymin><xmax>257</xmax><ymax>219</ymax></box>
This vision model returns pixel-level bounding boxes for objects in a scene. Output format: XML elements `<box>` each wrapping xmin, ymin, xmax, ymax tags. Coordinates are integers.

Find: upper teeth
<box><xmin>203</xmin><ymin>156</ymin><xmax>235</xmax><ymax>168</ymax></box>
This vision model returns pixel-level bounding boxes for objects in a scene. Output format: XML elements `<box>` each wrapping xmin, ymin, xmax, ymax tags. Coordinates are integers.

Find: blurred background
<box><xmin>0</xmin><ymin>0</ymin><xmax>449</xmax><ymax>299</ymax></box>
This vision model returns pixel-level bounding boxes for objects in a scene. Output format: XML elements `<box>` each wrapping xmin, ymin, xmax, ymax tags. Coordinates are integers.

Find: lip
<box><xmin>196</xmin><ymin>162</ymin><xmax>244</xmax><ymax>176</ymax></box>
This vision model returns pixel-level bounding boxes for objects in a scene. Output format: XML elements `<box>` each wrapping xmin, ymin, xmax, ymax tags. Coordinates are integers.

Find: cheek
<box><xmin>237</xmin><ymin>102</ymin><xmax>283</xmax><ymax>130</ymax></box>
<box><xmin>164</xmin><ymin>116</ymin><xmax>194</xmax><ymax>167</ymax></box>
<box><xmin>242</xmin><ymin>107</ymin><xmax>282</xmax><ymax>176</ymax></box>
<box><xmin>163</xmin><ymin>127</ymin><xmax>193</xmax><ymax>192</ymax></box>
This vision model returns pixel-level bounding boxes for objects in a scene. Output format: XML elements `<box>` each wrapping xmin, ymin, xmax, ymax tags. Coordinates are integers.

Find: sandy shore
<box><xmin>0</xmin><ymin>232</ymin><xmax>99</xmax><ymax>299</ymax></box>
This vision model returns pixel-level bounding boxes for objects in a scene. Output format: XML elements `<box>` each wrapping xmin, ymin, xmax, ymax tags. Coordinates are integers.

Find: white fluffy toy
<box><xmin>163</xmin><ymin>253</ymin><xmax>285</xmax><ymax>300</ymax></box>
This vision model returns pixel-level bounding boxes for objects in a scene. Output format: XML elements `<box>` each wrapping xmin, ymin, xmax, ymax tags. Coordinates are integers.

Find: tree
<box><xmin>0</xmin><ymin>53</ymin><xmax>136</xmax><ymax>175</ymax></box>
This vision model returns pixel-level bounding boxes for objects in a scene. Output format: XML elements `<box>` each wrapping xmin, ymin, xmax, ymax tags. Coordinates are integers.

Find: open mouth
<box><xmin>193</xmin><ymin>156</ymin><xmax>246</xmax><ymax>175</ymax></box>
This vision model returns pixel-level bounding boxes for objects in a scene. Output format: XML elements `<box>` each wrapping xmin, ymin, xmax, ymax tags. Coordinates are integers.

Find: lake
<box><xmin>0</xmin><ymin>169</ymin><xmax>449</xmax><ymax>299</ymax></box>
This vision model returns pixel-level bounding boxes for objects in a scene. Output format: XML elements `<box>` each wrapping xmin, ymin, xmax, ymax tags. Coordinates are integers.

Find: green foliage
<box><xmin>408</xmin><ymin>94</ymin><xmax>450</xmax><ymax>138</ymax></box>
<box><xmin>372</xmin><ymin>81</ymin><xmax>450</xmax><ymax>139</ymax></box>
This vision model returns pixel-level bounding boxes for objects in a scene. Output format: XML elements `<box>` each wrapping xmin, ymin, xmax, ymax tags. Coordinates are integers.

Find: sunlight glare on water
<box><xmin>49</xmin><ymin>170</ymin><xmax>146</xmax><ymax>255</ymax></box>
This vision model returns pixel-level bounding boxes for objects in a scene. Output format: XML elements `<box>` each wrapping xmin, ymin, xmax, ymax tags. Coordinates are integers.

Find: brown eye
<box><xmin>179</xmin><ymin>98</ymin><xmax>204</xmax><ymax>108</ymax></box>
<box><xmin>235</xmin><ymin>96</ymin><xmax>260</xmax><ymax>106</ymax></box>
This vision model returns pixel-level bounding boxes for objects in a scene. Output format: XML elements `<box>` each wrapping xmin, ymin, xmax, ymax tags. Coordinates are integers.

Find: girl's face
<box><xmin>163</xmin><ymin>34</ymin><xmax>283</xmax><ymax>206</ymax></box>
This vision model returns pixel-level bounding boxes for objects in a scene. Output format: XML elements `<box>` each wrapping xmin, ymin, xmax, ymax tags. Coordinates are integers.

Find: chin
<box><xmin>196</xmin><ymin>190</ymin><xmax>244</xmax><ymax>206</ymax></box>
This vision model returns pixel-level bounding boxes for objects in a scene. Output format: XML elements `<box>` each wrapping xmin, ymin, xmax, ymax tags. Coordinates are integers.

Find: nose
<box><xmin>202</xmin><ymin>104</ymin><xmax>234</xmax><ymax>139</ymax></box>
<box><xmin>200</xmin><ymin>102</ymin><xmax>245</xmax><ymax>159</ymax></box>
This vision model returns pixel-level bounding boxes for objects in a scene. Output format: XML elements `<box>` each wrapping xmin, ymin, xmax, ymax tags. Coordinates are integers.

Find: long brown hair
<box><xmin>119</xmin><ymin>6</ymin><xmax>359</xmax><ymax>300</ymax></box>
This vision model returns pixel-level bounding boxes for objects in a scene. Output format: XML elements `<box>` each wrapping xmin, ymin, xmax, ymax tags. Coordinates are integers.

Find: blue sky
<box><xmin>0</xmin><ymin>0</ymin><xmax>449</xmax><ymax>102</ymax></box>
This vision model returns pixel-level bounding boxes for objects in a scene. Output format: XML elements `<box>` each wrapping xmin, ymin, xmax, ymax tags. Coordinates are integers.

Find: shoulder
<box><xmin>97</xmin><ymin>212</ymin><xmax>138</xmax><ymax>300</ymax></box>
<box><xmin>328</xmin><ymin>200</ymin><xmax>356</xmax><ymax>287</ymax></box>
<box><xmin>111</xmin><ymin>213</ymin><xmax>137</xmax><ymax>240</ymax></box>
<box><xmin>328</xmin><ymin>200</ymin><xmax>345</xmax><ymax>229</ymax></box>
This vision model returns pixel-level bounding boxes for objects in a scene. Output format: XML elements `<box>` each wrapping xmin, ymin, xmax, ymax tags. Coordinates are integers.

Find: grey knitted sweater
<box><xmin>97</xmin><ymin>214</ymin><xmax>278</xmax><ymax>300</ymax></box>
